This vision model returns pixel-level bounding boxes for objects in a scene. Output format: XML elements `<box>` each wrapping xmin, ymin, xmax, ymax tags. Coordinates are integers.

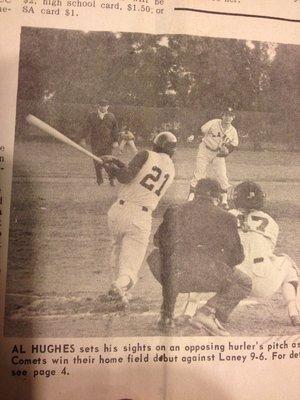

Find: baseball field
<box><xmin>4</xmin><ymin>140</ymin><xmax>300</xmax><ymax>337</ymax></box>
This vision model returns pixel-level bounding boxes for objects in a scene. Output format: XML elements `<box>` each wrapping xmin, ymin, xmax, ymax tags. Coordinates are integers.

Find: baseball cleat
<box><xmin>187</xmin><ymin>192</ymin><xmax>195</xmax><ymax>202</ymax></box>
<box><xmin>174</xmin><ymin>314</ymin><xmax>192</xmax><ymax>327</ymax></box>
<box><xmin>290</xmin><ymin>315</ymin><xmax>300</xmax><ymax>326</ymax></box>
<box><xmin>190</xmin><ymin>311</ymin><xmax>230</xmax><ymax>336</ymax></box>
<box><xmin>157</xmin><ymin>316</ymin><xmax>175</xmax><ymax>330</ymax></box>
<box><xmin>108</xmin><ymin>283</ymin><xmax>130</xmax><ymax>306</ymax></box>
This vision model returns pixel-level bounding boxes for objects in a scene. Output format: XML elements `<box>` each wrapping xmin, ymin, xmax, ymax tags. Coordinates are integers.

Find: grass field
<box><xmin>4</xmin><ymin>140</ymin><xmax>300</xmax><ymax>337</ymax></box>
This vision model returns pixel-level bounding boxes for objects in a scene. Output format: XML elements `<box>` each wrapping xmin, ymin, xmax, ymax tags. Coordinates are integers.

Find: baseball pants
<box><xmin>108</xmin><ymin>201</ymin><xmax>152</xmax><ymax>286</ymax></box>
<box><xmin>190</xmin><ymin>142</ymin><xmax>229</xmax><ymax>191</ymax></box>
<box><xmin>237</xmin><ymin>254</ymin><xmax>299</xmax><ymax>298</ymax></box>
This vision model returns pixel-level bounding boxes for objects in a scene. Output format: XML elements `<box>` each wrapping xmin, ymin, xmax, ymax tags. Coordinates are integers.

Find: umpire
<box><xmin>87</xmin><ymin>99</ymin><xmax>119</xmax><ymax>186</ymax></box>
<box><xmin>148</xmin><ymin>178</ymin><xmax>252</xmax><ymax>336</ymax></box>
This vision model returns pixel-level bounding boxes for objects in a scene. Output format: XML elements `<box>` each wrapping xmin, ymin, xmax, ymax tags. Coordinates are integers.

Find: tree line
<box><xmin>16</xmin><ymin>28</ymin><xmax>299</xmax><ymax>146</ymax></box>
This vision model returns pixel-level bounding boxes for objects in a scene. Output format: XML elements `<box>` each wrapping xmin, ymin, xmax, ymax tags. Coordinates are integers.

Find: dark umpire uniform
<box><xmin>87</xmin><ymin>99</ymin><xmax>119</xmax><ymax>185</ymax></box>
<box><xmin>148</xmin><ymin>178</ymin><xmax>252</xmax><ymax>336</ymax></box>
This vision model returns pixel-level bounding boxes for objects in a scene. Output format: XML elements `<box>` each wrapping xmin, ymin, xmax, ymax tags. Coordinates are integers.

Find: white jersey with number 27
<box><xmin>118</xmin><ymin>150</ymin><xmax>175</xmax><ymax>211</ymax></box>
<box><xmin>230</xmin><ymin>209</ymin><xmax>299</xmax><ymax>298</ymax></box>
<box><xmin>230</xmin><ymin>209</ymin><xmax>279</xmax><ymax>260</ymax></box>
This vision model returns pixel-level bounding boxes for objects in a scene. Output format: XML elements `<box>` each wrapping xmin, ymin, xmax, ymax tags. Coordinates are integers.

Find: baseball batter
<box><xmin>118</xmin><ymin>126</ymin><xmax>138</xmax><ymax>155</ymax></box>
<box><xmin>105</xmin><ymin>132</ymin><xmax>177</xmax><ymax>305</ymax></box>
<box><xmin>187</xmin><ymin>108</ymin><xmax>238</xmax><ymax>208</ymax></box>
<box><xmin>230</xmin><ymin>181</ymin><xmax>300</xmax><ymax>326</ymax></box>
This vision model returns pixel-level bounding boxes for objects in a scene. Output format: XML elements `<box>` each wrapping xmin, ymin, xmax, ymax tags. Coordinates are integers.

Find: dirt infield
<box><xmin>4</xmin><ymin>141</ymin><xmax>300</xmax><ymax>337</ymax></box>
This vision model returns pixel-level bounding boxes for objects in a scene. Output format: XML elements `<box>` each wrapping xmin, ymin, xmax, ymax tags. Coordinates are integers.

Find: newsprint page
<box><xmin>0</xmin><ymin>1</ymin><xmax>299</xmax><ymax>399</ymax></box>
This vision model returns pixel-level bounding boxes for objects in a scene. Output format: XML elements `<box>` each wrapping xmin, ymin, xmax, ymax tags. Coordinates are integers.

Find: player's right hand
<box><xmin>187</xmin><ymin>135</ymin><xmax>194</xmax><ymax>143</ymax></box>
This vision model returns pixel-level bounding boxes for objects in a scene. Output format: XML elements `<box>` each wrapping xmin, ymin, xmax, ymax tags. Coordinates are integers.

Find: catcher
<box><xmin>230</xmin><ymin>181</ymin><xmax>300</xmax><ymax>326</ymax></box>
<box><xmin>187</xmin><ymin>108</ymin><xmax>238</xmax><ymax>209</ymax></box>
<box><xmin>147</xmin><ymin>178</ymin><xmax>251</xmax><ymax>336</ymax></box>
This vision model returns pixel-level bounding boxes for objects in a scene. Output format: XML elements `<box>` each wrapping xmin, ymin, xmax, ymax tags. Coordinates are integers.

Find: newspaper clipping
<box><xmin>0</xmin><ymin>1</ymin><xmax>299</xmax><ymax>399</ymax></box>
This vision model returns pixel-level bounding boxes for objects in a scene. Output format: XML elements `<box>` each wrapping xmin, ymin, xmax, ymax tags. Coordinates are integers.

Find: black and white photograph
<box><xmin>5</xmin><ymin>26</ymin><xmax>300</xmax><ymax>337</ymax></box>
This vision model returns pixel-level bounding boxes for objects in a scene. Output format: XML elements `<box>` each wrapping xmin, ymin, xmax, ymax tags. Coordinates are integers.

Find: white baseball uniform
<box><xmin>230</xmin><ymin>209</ymin><xmax>299</xmax><ymax>298</ymax></box>
<box><xmin>190</xmin><ymin>119</ymin><xmax>238</xmax><ymax>191</ymax></box>
<box><xmin>181</xmin><ymin>206</ymin><xmax>299</xmax><ymax>321</ymax></box>
<box><xmin>108</xmin><ymin>150</ymin><xmax>175</xmax><ymax>286</ymax></box>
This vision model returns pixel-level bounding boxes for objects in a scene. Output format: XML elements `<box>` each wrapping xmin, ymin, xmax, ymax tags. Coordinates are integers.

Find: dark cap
<box><xmin>222</xmin><ymin>107</ymin><xmax>235</xmax><ymax>117</ymax></box>
<box><xmin>153</xmin><ymin>131</ymin><xmax>177</xmax><ymax>157</ymax></box>
<box><xmin>195</xmin><ymin>178</ymin><xmax>222</xmax><ymax>199</ymax></box>
<box><xmin>233</xmin><ymin>181</ymin><xmax>265</xmax><ymax>210</ymax></box>
<box><xmin>98</xmin><ymin>99</ymin><xmax>109</xmax><ymax>106</ymax></box>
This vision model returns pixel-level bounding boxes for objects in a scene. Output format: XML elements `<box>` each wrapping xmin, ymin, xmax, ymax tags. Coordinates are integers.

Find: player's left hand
<box><xmin>102</xmin><ymin>157</ymin><xmax>125</xmax><ymax>176</ymax></box>
<box><xmin>103</xmin><ymin>162</ymin><xmax>120</xmax><ymax>176</ymax></box>
<box><xmin>112</xmin><ymin>141</ymin><xmax>119</xmax><ymax>149</ymax></box>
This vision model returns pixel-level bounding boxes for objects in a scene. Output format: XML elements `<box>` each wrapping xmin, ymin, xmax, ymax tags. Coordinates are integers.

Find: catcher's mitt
<box><xmin>217</xmin><ymin>146</ymin><xmax>230</xmax><ymax>158</ymax></box>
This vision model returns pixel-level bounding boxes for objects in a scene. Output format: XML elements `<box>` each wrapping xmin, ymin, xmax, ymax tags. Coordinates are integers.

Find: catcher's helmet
<box><xmin>153</xmin><ymin>131</ymin><xmax>177</xmax><ymax>156</ymax></box>
<box><xmin>195</xmin><ymin>178</ymin><xmax>222</xmax><ymax>200</ymax></box>
<box><xmin>233</xmin><ymin>181</ymin><xmax>265</xmax><ymax>210</ymax></box>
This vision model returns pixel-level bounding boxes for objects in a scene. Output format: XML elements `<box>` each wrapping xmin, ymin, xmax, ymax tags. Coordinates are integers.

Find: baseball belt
<box><xmin>119</xmin><ymin>199</ymin><xmax>149</xmax><ymax>212</ymax></box>
<box><xmin>253</xmin><ymin>257</ymin><xmax>264</xmax><ymax>263</ymax></box>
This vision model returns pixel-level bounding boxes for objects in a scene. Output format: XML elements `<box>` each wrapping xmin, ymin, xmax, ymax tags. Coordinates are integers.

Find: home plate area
<box><xmin>6</xmin><ymin>291</ymin><xmax>258</xmax><ymax>320</ymax></box>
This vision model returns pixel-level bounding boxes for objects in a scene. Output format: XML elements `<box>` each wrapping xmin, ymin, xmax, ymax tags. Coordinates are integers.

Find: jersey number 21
<box><xmin>140</xmin><ymin>166</ymin><xmax>170</xmax><ymax>197</ymax></box>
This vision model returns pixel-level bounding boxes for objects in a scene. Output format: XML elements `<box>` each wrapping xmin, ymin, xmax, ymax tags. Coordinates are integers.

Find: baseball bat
<box><xmin>26</xmin><ymin>114</ymin><xmax>104</xmax><ymax>164</ymax></box>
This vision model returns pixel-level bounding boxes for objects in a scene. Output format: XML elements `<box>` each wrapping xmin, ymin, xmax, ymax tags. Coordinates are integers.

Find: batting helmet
<box><xmin>153</xmin><ymin>131</ymin><xmax>177</xmax><ymax>157</ymax></box>
<box><xmin>195</xmin><ymin>178</ymin><xmax>222</xmax><ymax>200</ymax></box>
<box><xmin>233</xmin><ymin>181</ymin><xmax>265</xmax><ymax>210</ymax></box>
